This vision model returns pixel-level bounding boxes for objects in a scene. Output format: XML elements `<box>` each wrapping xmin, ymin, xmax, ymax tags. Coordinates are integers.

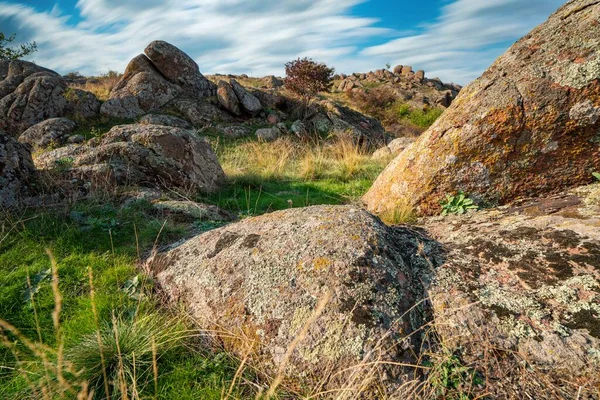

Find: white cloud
<box><xmin>0</xmin><ymin>0</ymin><xmax>565</xmax><ymax>84</ymax></box>
<box><xmin>361</xmin><ymin>0</ymin><xmax>565</xmax><ymax>84</ymax></box>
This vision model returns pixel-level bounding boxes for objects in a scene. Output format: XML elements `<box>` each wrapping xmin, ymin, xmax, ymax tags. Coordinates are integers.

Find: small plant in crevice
<box><xmin>593</xmin><ymin>172</ymin><xmax>600</xmax><ymax>181</ymax></box>
<box><xmin>424</xmin><ymin>350</ymin><xmax>484</xmax><ymax>400</ymax></box>
<box><xmin>440</xmin><ymin>191</ymin><xmax>478</xmax><ymax>216</ymax></box>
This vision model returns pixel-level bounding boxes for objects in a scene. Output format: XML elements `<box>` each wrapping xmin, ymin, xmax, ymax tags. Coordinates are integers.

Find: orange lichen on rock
<box><xmin>364</xmin><ymin>0</ymin><xmax>600</xmax><ymax>216</ymax></box>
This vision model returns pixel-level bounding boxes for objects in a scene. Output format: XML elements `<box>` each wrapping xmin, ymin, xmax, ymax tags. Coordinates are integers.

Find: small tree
<box><xmin>0</xmin><ymin>32</ymin><xmax>37</xmax><ymax>60</ymax></box>
<box><xmin>284</xmin><ymin>57</ymin><xmax>334</xmax><ymax>117</ymax></box>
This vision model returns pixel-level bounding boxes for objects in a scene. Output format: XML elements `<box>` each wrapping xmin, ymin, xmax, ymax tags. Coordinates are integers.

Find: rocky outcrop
<box><xmin>101</xmin><ymin>41</ymin><xmax>216</xmax><ymax>119</ymax></box>
<box><xmin>37</xmin><ymin>124</ymin><xmax>225</xmax><ymax>193</ymax></box>
<box><xmin>424</xmin><ymin>184</ymin><xmax>600</xmax><ymax>398</ymax></box>
<box><xmin>149</xmin><ymin>205</ymin><xmax>436</xmax><ymax>395</ymax></box>
<box><xmin>230</xmin><ymin>79</ymin><xmax>262</xmax><ymax>116</ymax></box>
<box><xmin>0</xmin><ymin>60</ymin><xmax>100</xmax><ymax>136</ymax></box>
<box><xmin>216</xmin><ymin>80</ymin><xmax>242</xmax><ymax>116</ymax></box>
<box><xmin>138</xmin><ymin>114</ymin><xmax>193</xmax><ymax>129</ymax></box>
<box><xmin>100</xmin><ymin>55</ymin><xmax>181</xmax><ymax>119</ymax></box>
<box><xmin>364</xmin><ymin>0</ymin><xmax>600</xmax><ymax>216</ymax></box>
<box><xmin>312</xmin><ymin>100</ymin><xmax>386</xmax><ymax>146</ymax></box>
<box><xmin>144</xmin><ymin>40</ymin><xmax>215</xmax><ymax>98</ymax></box>
<box><xmin>19</xmin><ymin>118</ymin><xmax>76</xmax><ymax>149</ymax></box>
<box><xmin>0</xmin><ymin>129</ymin><xmax>36</xmax><ymax>207</ymax></box>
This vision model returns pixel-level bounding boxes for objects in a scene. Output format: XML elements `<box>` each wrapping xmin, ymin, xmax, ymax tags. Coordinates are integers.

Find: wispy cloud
<box><xmin>0</xmin><ymin>0</ymin><xmax>564</xmax><ymax>84</ymax></box>
<box><xmin>361</xmin><ymin>0</ymin><xmax>565</xmax><ymax>83</ymax></box>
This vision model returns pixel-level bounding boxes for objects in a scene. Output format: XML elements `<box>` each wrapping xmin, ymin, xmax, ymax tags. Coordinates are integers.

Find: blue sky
<box><xmin>1</xmin><ymin>0</ymin><xmax>565</xmax><ymax>84</ymax></box>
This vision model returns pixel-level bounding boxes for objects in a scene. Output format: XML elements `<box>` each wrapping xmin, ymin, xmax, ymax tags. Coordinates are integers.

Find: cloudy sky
<box><xmin>1</xmin><ymin>0</ymin><xmax>565</xmax><ymax>85</ymax></box>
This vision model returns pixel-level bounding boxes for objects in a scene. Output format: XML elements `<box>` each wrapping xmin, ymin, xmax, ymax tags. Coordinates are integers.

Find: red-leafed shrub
<box><xmin>284</xmin><ymin>58</ymin><xmax>334</xmax><ymax>101</ymax></box>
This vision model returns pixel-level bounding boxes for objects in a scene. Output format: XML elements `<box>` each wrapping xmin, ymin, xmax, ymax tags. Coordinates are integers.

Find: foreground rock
<box><xmin>37</xmin><ymin>124</ymin><xmax>225</xmax><ymax>193</ymax></box>
<box><xmin>0</xmin><ymin>60</ymin><xmax>100</xmax><ymax>135</ymax></box>
<box><xmin>364</xmin><ymin>0</ymin><xmax>600</xmax><ymax>216</ymax></box>
<box><xmin>150</xmin><ymin>205</ymin><xmax>436</xmax><ymax>395</ymax></box>
<box><xmin>425</xmin><ymin>185</ymin><xmax>600</xmax><ymax>398</ymax></box>
<box><xmin>19</xmin><ymin>118</ymin><xmax>76</xmax><ymax>149</ymax></box>
<box><xmin>0</xmin><ymin>130</ymin><xmax>36</xmax><ymax>207</ymax></box>
<box><xmin>101</xmin><ymin>41</ymin><xmax>216</xmax><ymax>119</ymax></box>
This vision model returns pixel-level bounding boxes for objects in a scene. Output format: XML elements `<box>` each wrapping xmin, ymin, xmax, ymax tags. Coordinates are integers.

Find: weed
<box><xmin>593</xmin><ymin>172</ymin><xmax>600</xmax><ymax>181</ymax></box>
<box><xmin>440</xmin><ymin>192</ymin><xmax>478</xmax><ymax>216</ymax></box>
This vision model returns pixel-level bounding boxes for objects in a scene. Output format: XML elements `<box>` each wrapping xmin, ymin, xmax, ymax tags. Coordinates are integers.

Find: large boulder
<box><xmin>149</xmin><ymin>205</ymin><xmax>437</xmax><ymax>394</ymax></box>
<box><xmin>101</xmin><ymin>41</ymin><xmax>216</xmax><ymax>119</ymax></box>
<box><xmin>0</xmin><ymin>60</ymin><xmax>100</xmax><ymax>136</ymax></box>
<box><xmin>37</xmin><ymin>124</ymin><xmax>225</xmax><ymax>193</ymax></box>
<box><xmin>144</xmin><ymin>40</ymin><xmax>216</xmax><ymax>98</ymax></box>
<box><xmin>316</xmin><ymin>100</ymin><xmax>386</xmax><ymax>146</ymax></box>
<box><xmin>19</xmin><ymin>117</ymin><xmax>76</xmax><ymax>149</ymax></box>
<box><xmin>216</xmin><ymin>80</ymin><xmax>241</xmax><ymax>116</ymax></box>
<box><xmin>230</xmin><ymin>79</ymin><xmax>262</xmax><ymax>116</ymax></box>
<box><xmin>0</xmin><ymin>129</ymin><xmax>36</xmax><ymax>207</ymax></box>
<box><xmin>364</xmin><ymin>0</ymin><xmax>600</xmax><ymax>216</ymax></box>
<box><xmin>100</xmin><ymin>55</ymin><xmax>181</xmax><ymax>119</ymax></box>
<box><xmin>424</xmin><ymin>185</ymin><xmax>600</xmax><ymax>398</ymax></box>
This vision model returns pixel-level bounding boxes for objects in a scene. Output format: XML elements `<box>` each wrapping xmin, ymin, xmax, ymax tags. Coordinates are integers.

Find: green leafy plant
<box><xmin>385</xmin><ymin>62</ymin><xmax>391</xmax><ymax>70</ymax></box>
<box><xmin>440</xmin><ymin>192</ymin><xmax>478</xmax><ymax>216</ymax></box>
<box><xmin>425</xmin><ymin>352</ymin><xmax>483</xmax><ymax>399</ymax></box>
<box><xmin>0</xmin><ymin>32</ymin><xmax>37</xmax><ymax>60</ymax></box>
<box><xmin>593</xmin><ymin>172</ymin><xmax>600</xmax><ymax>181</ymax></box>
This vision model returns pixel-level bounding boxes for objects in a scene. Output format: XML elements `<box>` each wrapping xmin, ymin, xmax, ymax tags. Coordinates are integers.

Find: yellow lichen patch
<box><xmin>313</xmin><ymin>257</ymin><xmax>332</xmax><ymax>271</ymax></box>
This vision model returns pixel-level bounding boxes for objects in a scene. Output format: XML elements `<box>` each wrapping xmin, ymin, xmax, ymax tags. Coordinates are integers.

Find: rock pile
<box><xmin>37</xmin><ymin>124</ymin><xmax>225</xmax><ymax>193</ymax></box>
<box><xmin>101</xmin><ymin>41</ymin><xmax>216</xmax><ymax>119</ymax></box>
<box><xmin>0</xmin><ymin>60</ymin><xmax>100</xmax><ymax>135</ymax></box>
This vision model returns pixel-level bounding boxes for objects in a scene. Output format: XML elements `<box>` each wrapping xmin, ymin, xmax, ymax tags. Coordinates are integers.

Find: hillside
<box><xmin>1</xmin><ymin>1</ymin><xmax>600</xmax><ymax>399</ymax></box>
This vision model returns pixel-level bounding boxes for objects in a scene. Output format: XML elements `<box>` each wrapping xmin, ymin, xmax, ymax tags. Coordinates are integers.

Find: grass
<box><xmin>201</xmin><ymin>134</ymin><xmax>389</xmax><ymax>216</ymax></box>
<box><xmin>0</xmin><ymin>200</ymin><xmax>252</xmax><ymax>399</ymax></box>
<box><xmin>70</xmin><ymin>71</ymin><xmax>122</xmax><ymax>102</ymax></box>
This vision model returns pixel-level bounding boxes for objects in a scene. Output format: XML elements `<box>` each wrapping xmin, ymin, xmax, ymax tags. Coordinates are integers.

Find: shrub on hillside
<box><xmin>284</xmin><ymin>58</ymin><xmax>334</xmax><ymax>114</ymax></box>
<box><xmin>349</xmin><ymin>86</ymin><xmax>397</xmax><ymax>121</ymax></box>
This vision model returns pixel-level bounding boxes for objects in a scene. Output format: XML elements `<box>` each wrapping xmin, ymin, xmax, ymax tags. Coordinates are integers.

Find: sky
<box><xmin>1</xmin><ymin>0</ymin><xmax>566</xmax><ymax>85</ymax></box>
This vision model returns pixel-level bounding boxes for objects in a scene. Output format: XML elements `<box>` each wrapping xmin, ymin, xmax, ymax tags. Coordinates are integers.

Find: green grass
<box><xmin>393</xmin><ymin>102</ymin><xmax>444</xmax><ymax>128</ymax></box>
<box><xmin>0</xmin><ymin>200</ymin><xmax>247</xmax><ymax>399</ymax></box>
<box><xmin>202</xmin><ymin>134</ymin><xmax>387</xmax><ymax>216</ymax></box>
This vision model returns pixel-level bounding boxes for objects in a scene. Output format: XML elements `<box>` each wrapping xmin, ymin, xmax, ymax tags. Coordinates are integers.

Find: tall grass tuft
<box><xmin>68</xmin><ymin>312</ymin><xmax>186</xmax><ymax>399</ymax></box>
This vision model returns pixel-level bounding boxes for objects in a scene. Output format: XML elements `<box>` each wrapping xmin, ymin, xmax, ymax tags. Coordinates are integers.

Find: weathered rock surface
<box><xmin>423</xmin><ymin>184</ymin><xmax>600</xmax><ymax>398</ymax></box>
<box><xmin>144</xmin><ymin>40</ymin><xmax>215</xmax><ymax>98</ymax></box>
<box><xmin>19</xmin><ymin>118</ymin><xmax>76</xmax><ymax>149</ymax></box>
<box><xmin>150</xmin><ymin>205</ymin><xmax>436</xmax><ymax>394</ymax></box>
<box><xmin>152</xmin><ymin>200</ymin><xmax>235</xmax><ymax>222</ymax></box>
<box><xmin>138</xmin><ymin>114</ymin><xmax>193</xmax><ymax>129</ymax></box>
<box><xmin>101</xmin><ymin>41</ymin><xmax>216</xmax><ymax>119</ymax></box>
<box><xmin>373</xmin><ymin>137</ymin><xmax>416</xmax><ymax>160</ymax></box>
<box><xmin>0</xmin><ymin>129</ymin><xmax>36</xmax><ymax>207</ymax></box>
<box><xmin>216</xmin><ymin>80</ymin><xmax>242</xmax><ymax>116</ymax></box>
<box><xmin>100</xmin><ymin>55</ymin><xmax>180</xmax><ymax>119</ymax></box>
<box><xmin>365</xmin><ymin>0</ymin><xmax>600</xmax><ymax>216</ymax></box>
<box><xmin>167</xmin><ymin>98</ymin><xmax>234</xmax><ymax>126</ymax></box>
<box><xmin>36</xmin><ymin>124</ymin><xmax>225</xmax><ymax>193</ymax></box>
<box><xmin>0</xmin><ymin>60</ymin><xmax>100</xmax><ymax>135</ymax></box>
<box><xmin>255</xmin><ymin>127</ymin><xmax>279</xmax><ymax>142</ymax></box>
<box><xmin>316</xmin><ymin>100</ymin><xmax>386</xmax><ymax>146</ymax></box>
<box><xmin>230</xmin><ymin>79</ymin><xmax>262</xmax><ymax>116</ymax></box>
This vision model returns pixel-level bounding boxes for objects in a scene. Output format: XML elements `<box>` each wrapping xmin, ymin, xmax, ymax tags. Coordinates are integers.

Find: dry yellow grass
<box><xmin>70</xmin><ymin>71</ymin><xmax>121</xmax><ymax>101</ymax></box>
<box><xmin>219</xmin><ymin>133</ymin><xmax>385</xmax><ymax>184</ymax></box>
